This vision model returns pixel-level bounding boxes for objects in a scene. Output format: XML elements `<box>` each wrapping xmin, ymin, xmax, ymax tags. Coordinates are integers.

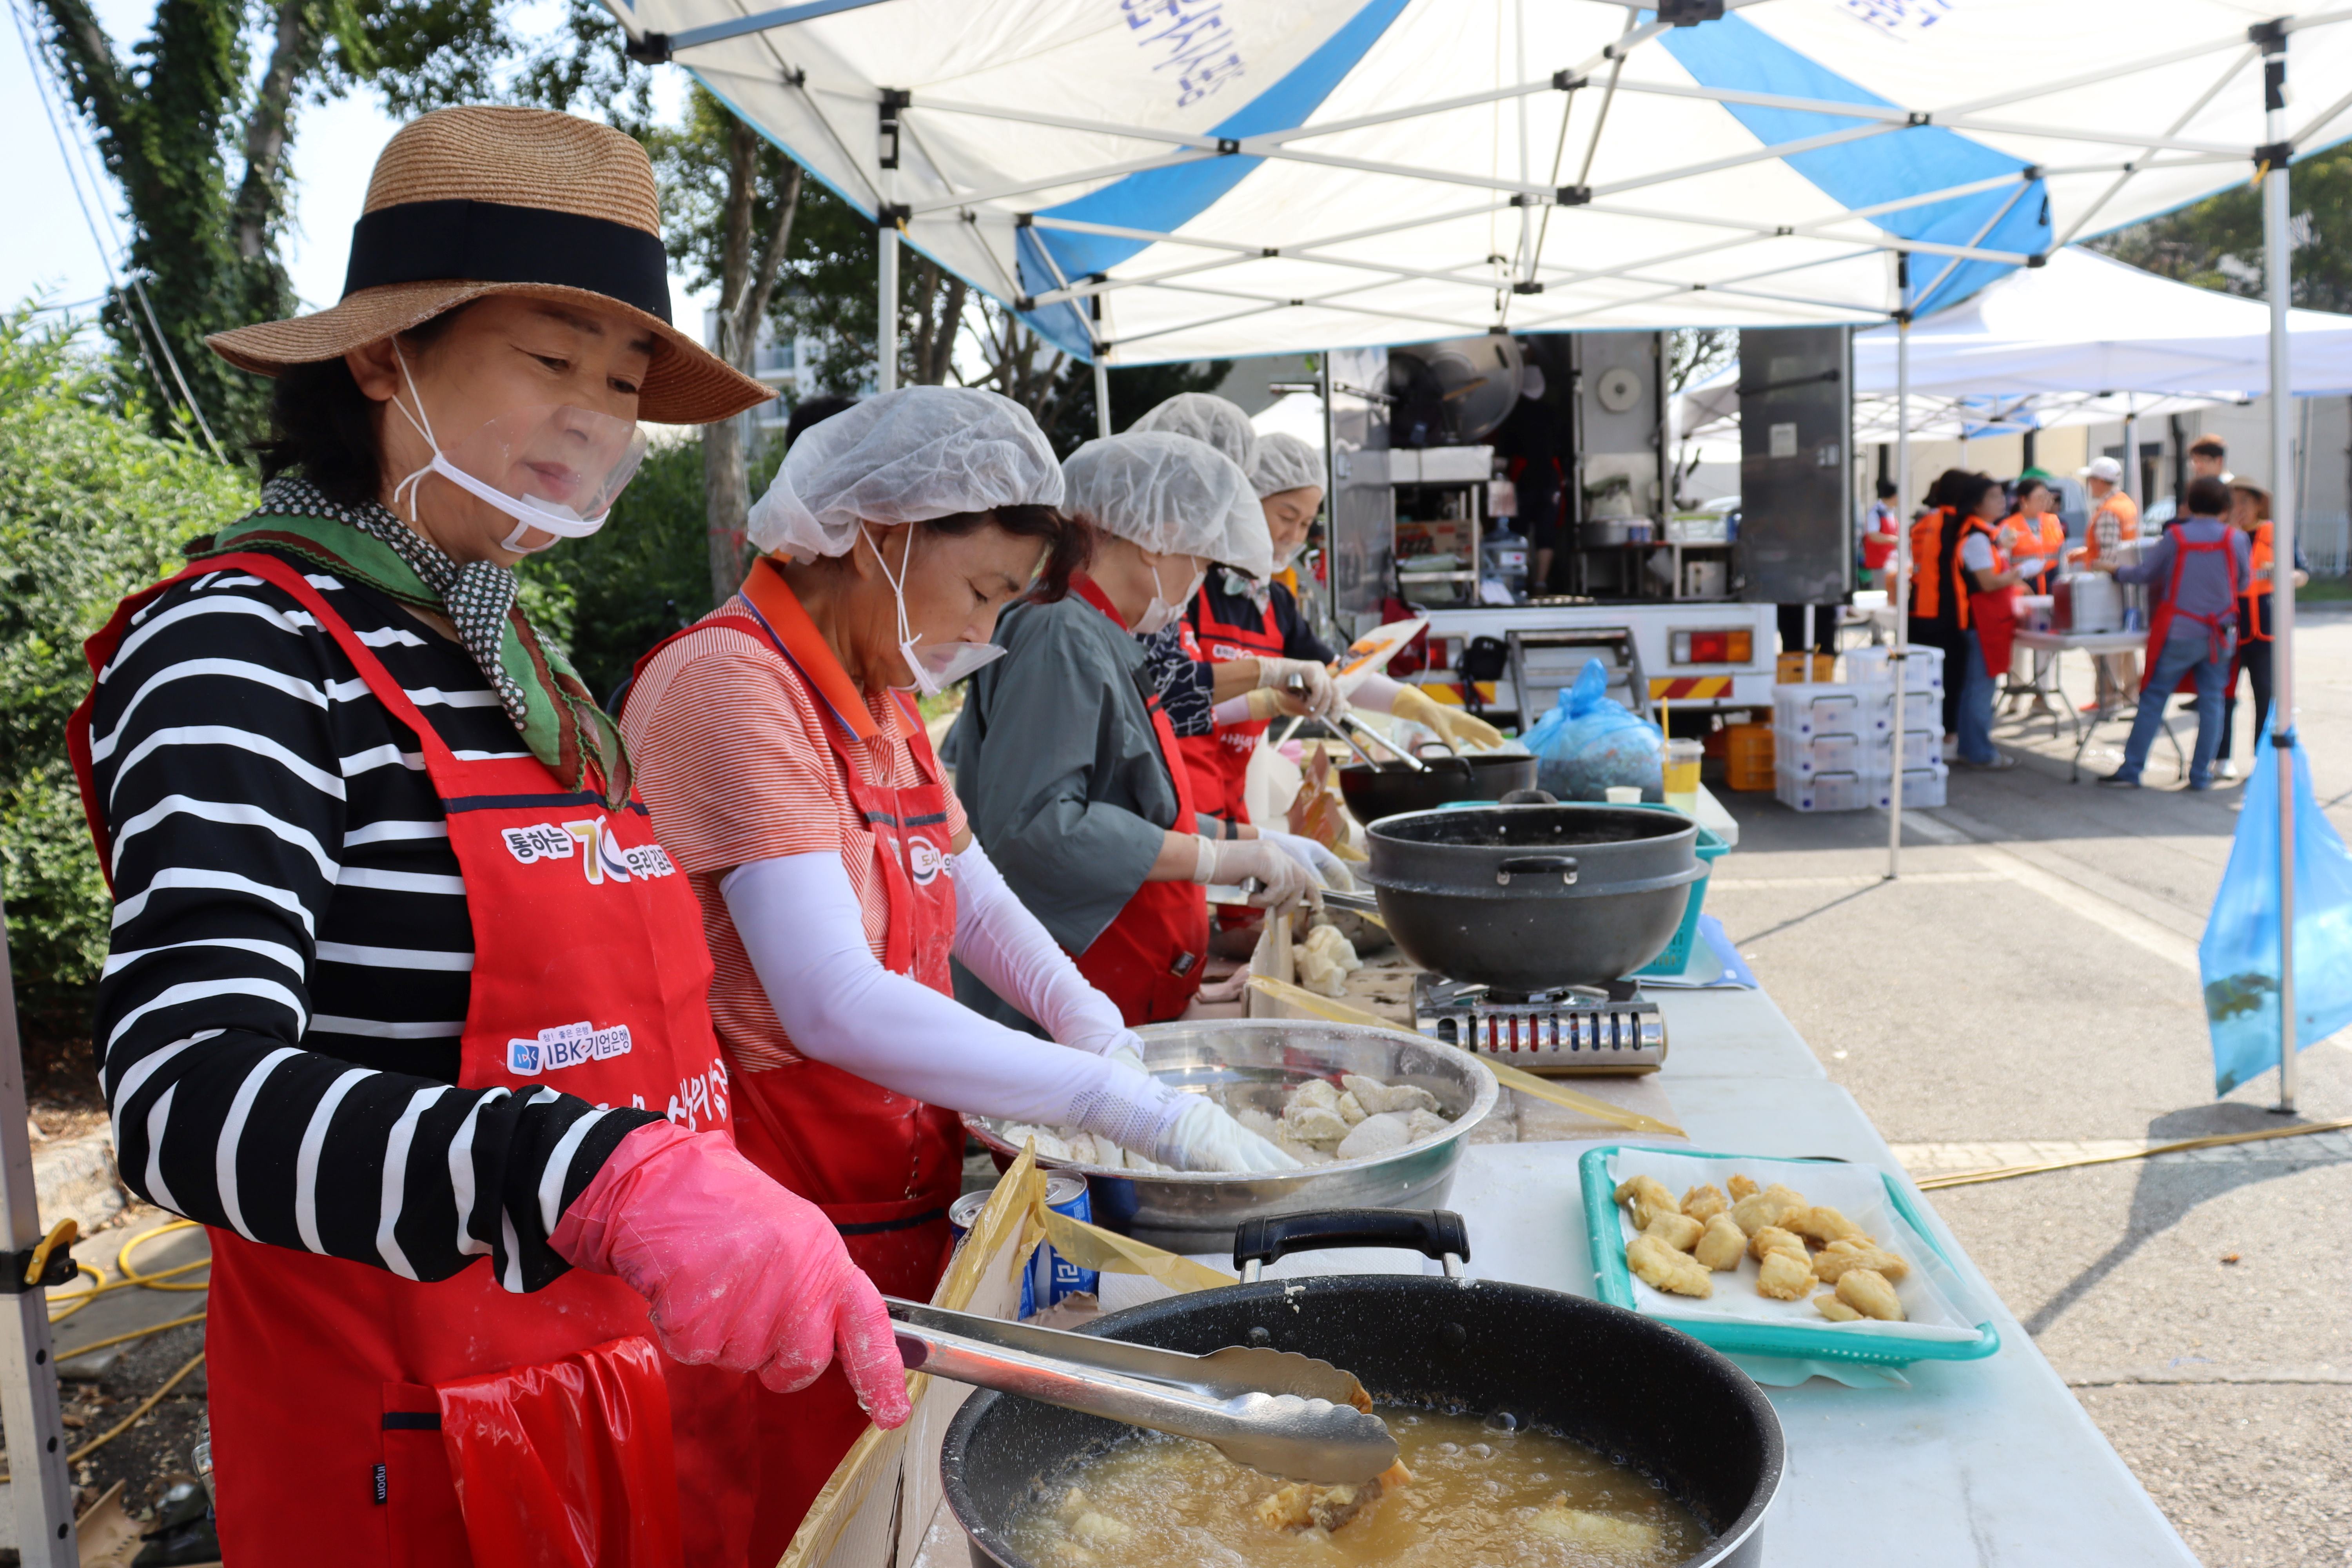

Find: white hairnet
<box><xmin>1128</xmin><ymin>392</ymin><xmax>1259</xmax><ymax>470</ymax></box>
<box><xmin>746</xmin><ymin>385</ymin><xmax>1064</xmax><ymax>558</ymax></box>
<box><xmin>1062</xmin><ymin>432</ymin><xmax>1272</xmax><ymax>580</ymax></box>
<box><xmin>1247</xmin><ymin>432</ymin><xmax>1325</xmax><ymax>499</ymax></box>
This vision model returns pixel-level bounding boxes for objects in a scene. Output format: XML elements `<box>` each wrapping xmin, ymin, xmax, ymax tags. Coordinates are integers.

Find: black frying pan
<box><xmin>940</xmin><ymin>1210</ymin><xmax>1783</xmax><ymax>1568</ymax></box>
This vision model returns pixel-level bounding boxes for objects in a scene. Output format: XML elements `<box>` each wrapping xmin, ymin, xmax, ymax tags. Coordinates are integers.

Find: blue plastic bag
<box><xmin>2200</xmin><ymin>738</ymin><xmax>2352</xmax><ymax>1095</ymax></box>
<box><xmin>1521</xmin><ymin>657</ymin><xmax>1664</xmax><ymax>802</ymax></box>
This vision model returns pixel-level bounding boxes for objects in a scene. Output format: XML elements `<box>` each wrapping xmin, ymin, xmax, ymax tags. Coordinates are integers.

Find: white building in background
<box><xmin>702</xmin><ymin>312</ymin><xmax>838</xmax><ymax>441</ymax></box>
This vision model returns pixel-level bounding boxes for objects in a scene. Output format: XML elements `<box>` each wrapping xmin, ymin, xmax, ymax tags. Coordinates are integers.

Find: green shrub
<box><xmin>0</xmin><ymin>310</ymin><xmax>253</xmax><ymax>1056</ymax></box>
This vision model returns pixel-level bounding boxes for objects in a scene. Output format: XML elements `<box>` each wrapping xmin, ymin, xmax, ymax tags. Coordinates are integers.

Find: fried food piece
<box><xmin>1785</xmin><ymin>1204</ymin><xmax>1869</xmax><ymax>1246</ymax></box>
<box><xmin>1755</xmin><ymin>1248</ymin><xmax>1813</xmax><ymax>1301</ymax></box>
<box><xmin>1726</xmin><ymin>1174</ymin><xmax>1760</xmax><ymax>1200</ymax></box>
<box><xmin>1836</xmin><ymin>1267</ymin><xmax>1906</xmax><ymax>1321</ymax></box>
<box><xmin>1694</xmin><ymin>1214</ymin><xmax>1748</xmax><ymax>1272</ymax></box>
<box><xmin>1290</xmin><ymin>1079</ymin><xmax>1342</xmax><ymax>1116</ymax></box>
<box><xmin>1643</xmin><ymin>1211</ymin><xmax>1705</xmax><ymax>1252</ymax></box>
<box><xmin>1626</xmin><ymin>1234</ymin><xmax>1712</xmax><ymax>1298</ymax></box>
<box><xmin>1812</xmin><ymin>1238</ymin><xmax>1911</xmax><ymax>1285</ymax></box>
<box><xmin>1814</xmin><ymin>1291</ymin><xmax>1863</xmax><ymax>1323</ymax></box>
<box><xmin>1748</xmin><ymin>1225</ymin><xmax>1807</xmax><ymax>1263</ymax></box>
<box><xmin>1527</xmin><ymin>1497</ymin><xmax>1662</xmax><ymax>1553</ymax></box>
<box><xmin>1284</xmin><ymin>1105</ymin><xmax>1352</xmax><ymax>1147</ymax></box>
<box><xmin>1253</xmin><ymin>1477</ymin><xmax>1386</xmax><ymax>1533</ymax></box>
<box><xmin>1613</xmin><ymin>1174</ymin><xmax>1680</xmax><ymax>1231</ymax></box>
<box><xmin>1681</xmin><ymin>1183</ymin><xmax>1728</xmax><ymax>1224</ymax></box>
<box><xmin>1729</xmin><ymin>1190</ymin><xmax>1800</xmax><ymax>1234</ymax></box>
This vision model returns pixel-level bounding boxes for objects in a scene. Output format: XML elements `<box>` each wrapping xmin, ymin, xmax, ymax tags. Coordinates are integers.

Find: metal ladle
<box><xmin>886</xmin><ymin>1298</ymin><xmax>1398</xmax><ymax>1485</ymax></box>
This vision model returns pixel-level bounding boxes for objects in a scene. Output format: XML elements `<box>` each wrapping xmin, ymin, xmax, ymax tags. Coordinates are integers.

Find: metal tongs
<box><xmin>884</xmin><ymin>1298</ymin><xmax>1398</xmax><ymax>1484</ymax></box>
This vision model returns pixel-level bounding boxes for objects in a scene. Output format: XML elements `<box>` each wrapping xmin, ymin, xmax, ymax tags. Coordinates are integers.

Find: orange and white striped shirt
<box><xmin>622</xmin><ymin>566</ymin><xmax>965</xmax><ymax>1072</ymax></box>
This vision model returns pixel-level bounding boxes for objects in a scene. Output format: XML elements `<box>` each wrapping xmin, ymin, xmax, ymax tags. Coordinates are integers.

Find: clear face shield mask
<box><xmin>1132</xmin><ymin>554</ymin><xmax>1205</xmax><ymax>636</ymax></box>
<box><xmin>861</xmin><ymin>524</ymin><xmax>1008</xmax><ymax>698</ymax></box>
<box><xmin>388</xmin><ymin>343</ymin><xmax>648</xmax><ymax>555</ymax></box>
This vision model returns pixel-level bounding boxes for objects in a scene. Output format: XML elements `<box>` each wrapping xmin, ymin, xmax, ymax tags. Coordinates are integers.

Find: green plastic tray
<box><xmin>1578</xmin><ymin>1145</ymin><xmax>2001</xmax><ymax>1367</ymax></box>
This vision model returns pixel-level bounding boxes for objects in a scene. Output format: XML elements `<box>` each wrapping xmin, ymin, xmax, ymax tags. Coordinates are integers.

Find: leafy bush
<box><xmin>0</xmin><ymin>310</ymin><xmax>254</xmax><ymax>1062</ymax></box>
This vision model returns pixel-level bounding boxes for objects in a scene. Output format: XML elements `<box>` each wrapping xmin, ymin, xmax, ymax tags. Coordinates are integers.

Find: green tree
<box><xmin>1039</xmin><ymin>359</ymin><xmax>1237</xmax><ymax>458</ymax></box>
<box><xmin>0</xmin><ymin>309</ymin><xmax>253</xmax><ymax>1069</ymax></box>
<box><xmin>29</xmin><ymin>0</ymin><xmax>528</xmax><ymax>452</ymax></box>
<box><xmin>2092</xmin><ymin>143</ymin><xmax>2352</xmax><ymax>312</ymax></box>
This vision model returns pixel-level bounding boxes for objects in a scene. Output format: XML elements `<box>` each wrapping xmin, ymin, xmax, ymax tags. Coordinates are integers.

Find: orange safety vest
<box><xmin>1996</xmin><ymin>511</ymin><xmax>2063</xmax><ymax>592</ymax></box>
<box><xmin>1910</xmin><ymin>507</ymin><xmax>1954</xmax><ymax>621</ymax></box>
<box><xmin>2239</xmin><ymin>520</ymin><xmax>2278</xmax><ymax>642</ymax></box>
<box><xmin>2082</xmin><ymin>490</ymin><xmax>2140</xmax><ymax>561</ymax></box>
<box><xmin>1942</xmin><ymin>512</ymin><xmax>2005</xmax><ymax>631</ymax></box>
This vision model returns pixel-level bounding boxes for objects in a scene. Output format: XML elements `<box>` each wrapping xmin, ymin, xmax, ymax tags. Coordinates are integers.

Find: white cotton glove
<box><xmin>1107</xmin><ymin>1037</ymin><xmax>1148</xmax><ymax>1076</ymax></box>
<box><xmin>1258</xmin><ymin>657</ymin><xmax>1342</xmax><ymax>720</ymax></box>
<box><xmin>1193</xmin><ymin>835</ymin><xmax>1315</xmax><ymax>916</ymax></box>
<box><xmin>1256</xmin><ymin>828</ymin><xmax>1355</xmax><ymax>893</ymax></box>
<box><xmin>1153</xmin><ymin>1098</ymin><xmax>1302</xmax><ymax>1174</ymax></box>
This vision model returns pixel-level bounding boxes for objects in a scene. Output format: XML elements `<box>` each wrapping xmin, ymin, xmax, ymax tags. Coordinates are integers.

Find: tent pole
<box><xmin>1094</xmin><ymin>357</ymin><xmax>1112</xmax><ymax>440</ymax></box>
<box><xmin>2261</xmin><ymin>25</ymin><xmax>2298</xmax><ymax>1115</ymax></box>
<box><xmin>0</xmin><ymin>898</ymin><xmax>77</xmax><ymax>1564</ymax></box>
<box><xmin>877</xmin><ymin>219</ymin><xmax>899</xmax><ymax>395</ymax></box>
<box><xmin>2123</xmin><ymin>399</ymin><xmax>2141</xmax><ymax>510</ymax></box>
<box><xmin>1887</xmin><ymin>258</ymin><xmax>1912</xmax><ymax>882</ymax></box>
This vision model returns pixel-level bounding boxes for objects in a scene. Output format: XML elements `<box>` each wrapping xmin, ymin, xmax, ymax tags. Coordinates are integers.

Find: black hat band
<box><xmin>343</xmin><ymin>199</ymin><xmax>671</xmax><ymax>324</ymax></box>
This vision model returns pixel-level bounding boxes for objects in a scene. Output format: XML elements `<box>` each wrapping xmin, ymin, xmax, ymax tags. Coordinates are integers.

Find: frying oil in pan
<box><xmin>1005</xmin><ymin>1407</ymin><xmax>1709</xmax><ymax>1566</ymax></box>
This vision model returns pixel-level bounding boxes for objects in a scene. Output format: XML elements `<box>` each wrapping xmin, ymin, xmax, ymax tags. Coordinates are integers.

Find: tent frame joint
<box><xmin>624</xmin><ymin>31</ymin><xmax>671</xmax><ymax>63</ymax></box>
<box><xmin>2249</xmin><ymin>17</ymin><xmax>2288</xmax><ymax>50</ymax></box>
<box><xmin>1557</xmin><ymin>184</ymin><xmax>1592</xmax><ymax>206</ymax></box>
<box><xmin>1552</xmin><ymin>69</ymin><xmax>1587</xmax><ymax>92</ymax></box>
<box><xmin>876</xmin><ymin>201</ymin><xmax>911</xmax><ymax>228</ymax></box>
<box><xmin>2254</xmin><ymin>138</ymin><xmax>2293</xmax><ymax>169</ymax></box>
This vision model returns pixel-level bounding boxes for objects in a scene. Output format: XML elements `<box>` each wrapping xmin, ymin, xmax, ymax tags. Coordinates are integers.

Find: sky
<box><xmin>4</xmin><ymin>1</ymin><xmax>711</xmax><ymax>341</ymax></box>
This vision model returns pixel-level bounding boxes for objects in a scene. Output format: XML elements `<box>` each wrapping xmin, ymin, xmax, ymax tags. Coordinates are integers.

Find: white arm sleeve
<box><xmin>722</xmin><ymin>854</ymin><xmax>1184</xmax><ymax>1151</ymax></box>
<box><xmin>949</xmin><ymin>842</ymin><xmax>1129</xmax><ymax>1055</ymax></box>
<box><xmin>1351</xmin><ymin>673</ymin><xmax>1403</xmax><ymax>711</ymax></box>
<box><xmin>1210</xmin><ymin>694</ymin><xmax>1255</xmax><ymax>726</ymax></box>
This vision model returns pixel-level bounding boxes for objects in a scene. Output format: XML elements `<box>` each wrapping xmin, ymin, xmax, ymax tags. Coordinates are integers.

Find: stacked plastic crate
<box><xmin>1772</xmin><ymin>645</ymin><xmax>1949</xmax><ymax>812</ymax></box>
<box><xmin>1848</xmin><ymin>645</ymin><xmax>1949</xmax><ymax>809</ymax></box>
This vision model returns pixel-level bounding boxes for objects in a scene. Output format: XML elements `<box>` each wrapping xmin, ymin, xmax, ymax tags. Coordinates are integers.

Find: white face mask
<box><xmin>1132</xmin><ymin>555</ymin><xmax>1203</xmax><ymax>636</ymax></box>
<box><xmin>388</xmin><ymin>343</ymin><xmax>645</xmax><ymax>555</ymax></box>
<box><xmin>862</xmin><ymin>523</ymin><xmax>1007</xmax><ymax>697</ymax></box>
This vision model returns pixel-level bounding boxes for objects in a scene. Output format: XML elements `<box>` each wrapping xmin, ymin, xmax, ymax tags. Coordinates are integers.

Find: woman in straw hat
<box><xmin>67</xmin><ymin>105</ymin><xmax>905</xmax><ymax>1565</ymax></box>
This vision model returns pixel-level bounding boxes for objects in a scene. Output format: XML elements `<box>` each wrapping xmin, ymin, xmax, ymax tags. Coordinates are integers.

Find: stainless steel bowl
<box><xmin>962</xmin><ymin>1020</ymin><xmax>1499</xmax><ymax>1255</ymax></box>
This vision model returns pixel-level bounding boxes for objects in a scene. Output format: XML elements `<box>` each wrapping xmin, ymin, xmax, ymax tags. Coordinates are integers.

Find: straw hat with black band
<box><xmin>197</xmin><ymin>105</ymin><xmax>772</xmax><ymax>806</ymax></box>
<box><xmin>210</xmin><ymin>104</ymin><xmax>770</xmax><ymax>423</ymax></box>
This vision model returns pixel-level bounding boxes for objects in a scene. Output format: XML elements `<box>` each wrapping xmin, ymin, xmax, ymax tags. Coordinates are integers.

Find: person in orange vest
<box><xmin>2216</xmin><ymin>480</ymin><xmax>2309</xmax><ymax>780</ymax></box>
<box><xmin>2070</xmin><ymin>455</ymin><xmax>2142</xmax><ymax>708</ymax></box>
<box><xmin>1908</xmin><ymin>469</ymin><xmax>1974</xmax><ymax>749</ymax></box>
<box><xmin>1942</xmin><ymin>472</ymin><xmax>2045</xmax><ymax>769</ymax></box>
<box><xmin>1996</xmin><ymin>475</ymin><xmax>2067</xmax><ymax>717</ymax></box>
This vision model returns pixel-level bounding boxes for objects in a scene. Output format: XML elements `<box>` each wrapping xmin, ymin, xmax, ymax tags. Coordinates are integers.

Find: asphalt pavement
<box><xmin>1705</xmin><ymin>606</ymin><xmax>2352</xmax><ymax>1568</ymax></box>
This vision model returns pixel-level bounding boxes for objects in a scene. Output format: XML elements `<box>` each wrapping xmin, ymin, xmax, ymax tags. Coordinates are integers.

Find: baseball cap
<box><xmin>2079</xmin><ymin>456</ymin><xmax>2123</xmax><ymax>483</ymax></box>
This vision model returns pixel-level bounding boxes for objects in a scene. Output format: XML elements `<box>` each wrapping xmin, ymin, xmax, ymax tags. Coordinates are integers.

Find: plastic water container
<box><xmin>1781</xmin><ymin>731</ymin><xmax>1865</xmax><ymax>779</ymax></box>
<box><xmin>1775</xmin><ymin>767</ymin><xmax>1869</xmax><ymax>812</ymax></box>
<box><xmin>1844</xmin><ymin>643</ymin><xmax>1945</xmax><ymax>693</ymax></box>
<box><xmin>1772</xmin><ymin>683</ymin><xmax>1867</xmax><ymax>740</ymax></box>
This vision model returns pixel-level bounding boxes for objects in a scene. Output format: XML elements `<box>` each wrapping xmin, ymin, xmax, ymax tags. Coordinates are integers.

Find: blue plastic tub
<box><xmin>1633</xmin><ymin>815</ymin><xmax>1728</xmax><ymax>978</ymax></box>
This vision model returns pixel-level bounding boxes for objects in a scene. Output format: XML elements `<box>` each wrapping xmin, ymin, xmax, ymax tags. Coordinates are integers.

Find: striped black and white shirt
<box><xmin>87</xmin><ymin>543</ymin><xmax>660</xmax><ymax>1291</ymax></box>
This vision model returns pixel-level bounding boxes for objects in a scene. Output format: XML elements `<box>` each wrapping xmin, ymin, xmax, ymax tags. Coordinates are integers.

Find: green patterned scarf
<box><xmin>196</xmin><ymin>478</ymin><xmax>631</xmax><ymax>806</ymax></box>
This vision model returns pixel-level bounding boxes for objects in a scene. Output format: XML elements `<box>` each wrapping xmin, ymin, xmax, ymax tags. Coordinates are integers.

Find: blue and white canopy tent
<box><xmin>607</xmin><ymin>0</ymin><xmax>2352</xmax><ymax>1108</ymax></box>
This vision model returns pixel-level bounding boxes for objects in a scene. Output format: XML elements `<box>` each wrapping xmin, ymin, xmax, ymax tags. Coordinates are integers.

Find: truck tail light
<box><xmin>1670</xmin><ymin>630</ymin><xmax>1753</xmax><ymax>665</ymax></box>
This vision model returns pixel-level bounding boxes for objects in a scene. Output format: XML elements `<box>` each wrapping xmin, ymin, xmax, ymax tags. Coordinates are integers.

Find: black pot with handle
<box><xmin>1336</xmin><ymin>751</ymin><xmax>1538</xmax><ymax>825</ymax></box>
<box><xmin>1363</xmin><ymin>803</ymin><xmax>1702</xmax><ymax>991</ymax></box>
<box><xmin>940</xmin><ymin>1210</ymin><xmax>1783</xmax><ymax>1568</ymax></box>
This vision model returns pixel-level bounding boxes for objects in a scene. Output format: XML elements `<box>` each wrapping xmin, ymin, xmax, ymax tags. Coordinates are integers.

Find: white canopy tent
<box><xmin>1673</xmin><ymin>245</ymin><xmax>2352</xmax><ymax>458</ymax></box>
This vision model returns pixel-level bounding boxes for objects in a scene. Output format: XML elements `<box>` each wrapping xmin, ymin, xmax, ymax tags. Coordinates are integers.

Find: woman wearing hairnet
<box><xmin>621</xmin><ymin>390</ymin><xmax>1291</xmax><ymax>1554</ymax></box>
<box><xmin>951</xmin><ymin>431</ymin><xmax>1326</xmax><ymax>1034</ymax></box>
<box><xmin>1178</xmin><ymin>431</ymin><xmax>1506</xmax><ymax>834</ymax></box>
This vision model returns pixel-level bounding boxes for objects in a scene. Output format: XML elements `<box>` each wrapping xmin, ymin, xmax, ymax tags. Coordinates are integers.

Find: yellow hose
<box><xmin>117</xmin><ymin>1220</ymin><xmax>210</xmax><ymax>1291</ymax></box>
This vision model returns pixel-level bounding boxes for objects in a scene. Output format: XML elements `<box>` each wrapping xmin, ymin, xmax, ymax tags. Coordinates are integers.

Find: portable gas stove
<box><xmin>1410</xmin><ymin>973</ymin><xmax>1666</xmax><ymax>1074</ymax></box>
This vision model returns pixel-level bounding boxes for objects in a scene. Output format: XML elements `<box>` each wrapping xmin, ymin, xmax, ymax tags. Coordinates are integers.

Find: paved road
<box><xmin>1706</xmin><ymin>609</ymin><xmax>2352</xmax><ymax>1568</ymax></box>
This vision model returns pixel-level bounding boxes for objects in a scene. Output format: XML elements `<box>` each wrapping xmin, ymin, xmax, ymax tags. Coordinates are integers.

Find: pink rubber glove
<box><xmin>550</xmin><ymin>1120</ymin><xmax>910</xmax><ymax>1425</ymax></box>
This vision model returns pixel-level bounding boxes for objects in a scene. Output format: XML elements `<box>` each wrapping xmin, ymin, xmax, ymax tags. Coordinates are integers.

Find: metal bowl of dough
<box><xmin>962</xmin><ymin>1020</ymin><xmax>1498</xmax><ymax>1255</ymax></box>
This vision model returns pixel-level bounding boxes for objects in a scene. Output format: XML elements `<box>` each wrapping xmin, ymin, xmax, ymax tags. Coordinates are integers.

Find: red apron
<box><xmin>632</xmin><ymin>570</ymin><xmax>963</xmax><ymax>1562</ymax></box>
<box><xmin>68</xmin><ymin>552</ymin><xmax>751</xmax><ymax>1568</ymax></box>
<box><xmin>2141</xmin><ymin>527</ymin><xmax>2242</xmax><ymax>694</ymax></box>
<box><xmin>1174</xmin><ymin>583</ymin><xmax>1286</xmax><ymax>826</ymax></box>
<box><xmin>1069</xmin><ymin>575</ymin><xmax>1211</xmax><ymax>1025</ymax></box>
